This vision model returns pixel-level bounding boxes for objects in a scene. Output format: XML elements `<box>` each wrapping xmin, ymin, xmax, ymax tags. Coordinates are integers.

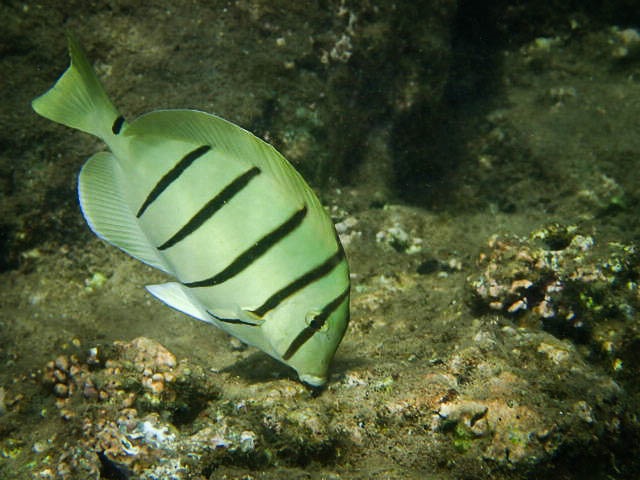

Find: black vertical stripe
<box><xmin>136</xmin><ymin>145</ymin><xmax>211</xmax><ymax>218</ymax></box>
<box><xmin>251</xmin><ymin>249</ymin><xmax>345</xmax><ymax>317</ymax></box>
<box><xmin>183</xmin><ymin>206</ymin><xmax>308</xmax><ymax>288</ymax></box>
<box><xmin>206</xmin><ymin>310</ymin><xmax>259</xmax><ymax>326</ymax></box>
<box><xmin>158</xmin><ymin>167</ymin><xmax>261</xmax><ymax>250</ymax></box>
<box><xmin>282</xmin><ymin>287</ymin><xmax>350</xmax><ymax>361</ymax></box>
<box><xmin>111</xmin><ymin>115</ymin><xmax>126</xmax><ymax>134</ymax></box>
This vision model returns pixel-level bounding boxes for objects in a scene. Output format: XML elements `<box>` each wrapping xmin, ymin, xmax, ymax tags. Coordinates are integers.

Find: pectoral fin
<box><xmin>207</xmin><ymin>306</ymin><xmax>265</xmax><ymax>326</ymax></box>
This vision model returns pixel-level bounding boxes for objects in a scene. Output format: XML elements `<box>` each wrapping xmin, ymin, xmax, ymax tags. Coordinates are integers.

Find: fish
<box><xmin>31</xmin><ymin>34</ymin><xmax>350</xmax><ymax>387</ymax></box>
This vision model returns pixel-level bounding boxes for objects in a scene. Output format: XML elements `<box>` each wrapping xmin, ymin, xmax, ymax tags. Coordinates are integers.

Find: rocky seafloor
<box><xmin>2</xmin><ymin>1</ymin><xmax>640</xmax><ymax>479</ymax></box>
<box><xmin>2</xmin><ymin>202</ymin><xmax>639</xmax><ymax>479</ymax></box>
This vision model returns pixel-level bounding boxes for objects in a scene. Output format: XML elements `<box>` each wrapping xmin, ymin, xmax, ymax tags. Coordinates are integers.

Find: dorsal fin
<box><xmin>124</xmin><ymin>109</ymin><xmax>328</xmax><ymax>221</ymax></box>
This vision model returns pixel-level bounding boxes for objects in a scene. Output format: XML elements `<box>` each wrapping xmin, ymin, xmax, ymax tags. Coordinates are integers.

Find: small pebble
<box><xmin>53</xmin><ymin>383</ymin><xmax>69</xmax><ymax>398</ymax></box>
<box><xmin>54</xmin><ymin>355</ymin><xmax>69</xmax><ymax>372</ymax></box>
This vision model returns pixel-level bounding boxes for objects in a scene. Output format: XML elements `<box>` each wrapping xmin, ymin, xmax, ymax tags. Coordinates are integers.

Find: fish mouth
<box><xmin>298</xmin><ymin>373</ymin><xmax>327</xmax><ymax>388</ymax></box>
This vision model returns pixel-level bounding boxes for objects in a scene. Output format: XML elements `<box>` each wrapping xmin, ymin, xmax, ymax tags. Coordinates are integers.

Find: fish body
<box><xmin>32</xmin><ymin>35</ymin><xmax>350</xmax><ymax>387</ymax></box>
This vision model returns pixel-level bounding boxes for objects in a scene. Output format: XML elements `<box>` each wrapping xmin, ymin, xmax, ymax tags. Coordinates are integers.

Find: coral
<box><xmin>469</xmin><ymin>224</ymin><xmax>640</xmax><ymax>368</ymax></box>
<box><xmin>38</xmin><ymin>337</ymin><xmax>220</xmax><ymax>478</ymax></box>
<box><xmin>33</xmin><ymin>337</ymin><xmax>352</xmax><ymax>478</ymax></box>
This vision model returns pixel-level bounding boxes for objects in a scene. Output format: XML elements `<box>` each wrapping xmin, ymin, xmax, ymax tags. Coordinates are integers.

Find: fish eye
<box><xmin>305</xmin><ymin>311</ymin><xmax>327</xmax><ymax>331</ymax></box>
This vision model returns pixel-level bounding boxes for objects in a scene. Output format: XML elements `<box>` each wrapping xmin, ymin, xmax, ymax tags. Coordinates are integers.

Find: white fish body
<box><xmin>32</xmin><ymin>35</ymin><xmax>350</xmax><ymax>387</ymax></box>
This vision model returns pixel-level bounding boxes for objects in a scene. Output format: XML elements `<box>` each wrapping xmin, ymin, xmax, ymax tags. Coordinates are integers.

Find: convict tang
<box><xmin>32</xmin><ymin>35</ymin><xmax>350</xmax><ymax>387</ymax></box>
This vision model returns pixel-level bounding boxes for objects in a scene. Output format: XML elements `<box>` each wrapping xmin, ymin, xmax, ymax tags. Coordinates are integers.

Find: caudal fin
<box><xmin>32</xmin><ymin>33</ymin><xmax>121</xmax><ymax>140</ymax></box>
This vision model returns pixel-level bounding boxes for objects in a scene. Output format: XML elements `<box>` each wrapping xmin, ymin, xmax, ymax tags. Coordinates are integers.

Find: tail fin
<box><xmin>32</xmin><ymin>33</ymin><xmax>120</xmax><ymax>140</ymax></box>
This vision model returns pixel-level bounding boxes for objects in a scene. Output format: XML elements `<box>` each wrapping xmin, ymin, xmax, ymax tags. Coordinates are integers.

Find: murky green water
<box><xmin>1</xmin><ymin>1</ymin><xmax>640</xmax><ymax>479</ymax></box>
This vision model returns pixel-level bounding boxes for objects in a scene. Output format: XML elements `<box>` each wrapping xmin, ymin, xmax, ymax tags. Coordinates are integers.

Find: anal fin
<box><xmin>78</xmin><ymin>152</ymin><xmax>170</xmax><ymax>273</ymax></box>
